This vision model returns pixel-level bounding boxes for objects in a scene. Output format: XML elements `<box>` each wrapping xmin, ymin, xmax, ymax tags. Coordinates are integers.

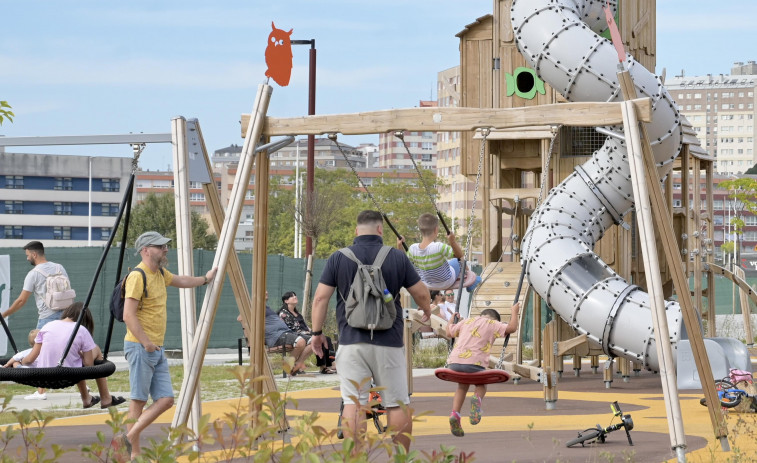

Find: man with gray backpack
<box><xmin>2</xmin><ymin>241</ymin><xmax>75</xmax><ymax>330</ymax></box>
<box><xmin>311</xmin><ymin>210</ymin><xmax>431</xmax><ymax>453</ymax></box>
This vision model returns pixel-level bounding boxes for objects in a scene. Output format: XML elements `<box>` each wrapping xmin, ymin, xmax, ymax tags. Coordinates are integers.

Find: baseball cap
<box><xmin>134</xmin><ymin>231</ymin><xmax>171</xmax><ymax>255</ymax></box>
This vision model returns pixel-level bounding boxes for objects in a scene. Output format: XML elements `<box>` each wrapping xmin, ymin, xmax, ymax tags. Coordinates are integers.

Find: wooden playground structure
<box><xmin>157</xmin><ymin>1</ymin><xmax>757</xmax><ymax>461</ymax></box>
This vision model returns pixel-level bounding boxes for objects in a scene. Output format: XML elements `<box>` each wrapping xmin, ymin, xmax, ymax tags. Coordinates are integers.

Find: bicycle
<box><xmin>336</xmin><ymin>390</ymin><xmax>387</xmax><ymax>439</ymax></box>
<box><xmin>699</xmin><ymin>379</ymin><xmax>757</xmax><ymax>411</ymax></box>
<box><xmin>566</xmin><ymin>401</ymin><xmax>634</xmax><ymax>448</ymax></box>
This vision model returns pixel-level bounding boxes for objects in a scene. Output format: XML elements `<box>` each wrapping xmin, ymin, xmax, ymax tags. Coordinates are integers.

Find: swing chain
<box><xmin>329</xmin><ymin>133</ymin><xmax>384</xmax><ymax>214</ymax></box>
<box><xmin>394</xmin><ymin>131</ymin><xmax>444</xmax><ymax>220</ymax></box>
<box><xmin>130</xmin><ymin>143</ymin><xmax>145</xmax><ymax>174</ymax></box>
<box><xmin>464</xmin><ymin>128</ymin><xmax>490</xmax><ymax>259</ymax></box>
<box><xmin>522</xmin><ymin>125</ymin><xmax>560</xmax><ymax>266</ymax></box>
<box><xmin>442</xmin><ymin>128</ymin><xmax>491</xmax><ymax>366</ymax></box>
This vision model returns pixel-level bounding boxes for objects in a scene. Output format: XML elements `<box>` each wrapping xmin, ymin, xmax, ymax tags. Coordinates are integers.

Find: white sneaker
<box><xmin>24</xmin><ymin>391</ymin><xmax>47</xmax><ymax>400</ymax></box>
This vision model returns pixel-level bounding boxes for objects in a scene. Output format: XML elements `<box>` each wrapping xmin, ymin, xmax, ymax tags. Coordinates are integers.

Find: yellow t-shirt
<box><xmin>123</xmin><ymin>263</ymin><xmax>174</xmax><ymax>346</ymax></box>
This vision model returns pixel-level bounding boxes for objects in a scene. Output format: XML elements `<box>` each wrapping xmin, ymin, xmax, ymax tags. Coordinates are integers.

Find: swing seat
<box><xmin>445</xmin><ymin>263</ymin><xmax>477</xmax><ymax>291</ymax></box>
<box><xmin>435</xmin><ymin>367</ymin><xmax>510</xmax><ymax>385</ymax></box>
<box><xmin>0</xmin><ymin>359</ymin><xmax>116</xmax><ymax>389</ymax></box>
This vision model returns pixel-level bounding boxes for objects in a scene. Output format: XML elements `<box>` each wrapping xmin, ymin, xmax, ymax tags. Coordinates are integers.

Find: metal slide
<box><xmin>511</xmin><ymin>0</ymin><xmax>684</xmax><ymax>372</ymax></box>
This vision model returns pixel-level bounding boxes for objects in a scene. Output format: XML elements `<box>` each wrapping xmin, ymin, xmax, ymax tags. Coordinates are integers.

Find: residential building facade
<box><xmin>667</xmin><ymin>61</ymin><xmax>757</xmax><ymax>175</ymax></box>
<box><xmin>0</xmin><ymin>152</ymin><xmax>131</xmax><ymax>247</ymax></box>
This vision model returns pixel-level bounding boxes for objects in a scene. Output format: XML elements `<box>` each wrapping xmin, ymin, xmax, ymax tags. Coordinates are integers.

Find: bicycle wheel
<box><xmin>720</xmin><ymin>390</ymin><xmax>743</xmax><ymax>408</ymax></box>
<box><xmin>566</xmin><ymin>428</ymin><xmax>602</xmax><ymax>448</ymax></box>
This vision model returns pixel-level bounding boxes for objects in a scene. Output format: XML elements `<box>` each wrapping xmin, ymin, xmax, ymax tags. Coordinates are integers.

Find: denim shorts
<box><xmin>37</xmin><ymin>313</ymin><xmax>62</xmax><ymax>329</ymax></box>
<box><xmin>124</xmin><ymin>341</ymin><xmax>174</xmax><ymax>402</ymax></box>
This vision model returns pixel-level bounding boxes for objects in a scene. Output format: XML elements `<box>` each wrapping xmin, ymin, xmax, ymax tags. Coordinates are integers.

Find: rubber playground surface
<box><xmin>3</xmin><ymin>362</ymin><xmax>757</xmax><ymax>463</ymax></box>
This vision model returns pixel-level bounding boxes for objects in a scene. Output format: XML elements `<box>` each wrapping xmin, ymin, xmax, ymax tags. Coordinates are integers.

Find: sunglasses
<box><xmin>444</xmin><ymin>293</ymin><xmax>454</xmax><ymax>296</ymax></box>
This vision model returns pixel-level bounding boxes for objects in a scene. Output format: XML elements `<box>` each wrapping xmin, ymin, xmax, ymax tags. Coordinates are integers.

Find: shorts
<box><xmin>336</xmin><ymin>343</ymin><xmax>409</xmax><ymax>408</ymax></box>
<box><xmin>448</xmin><ymin>363</ymin><xmax>486</xmax><ymax>373</ymax></box>
<box><xmin>124</xmin><ymin>341</ymin><xmax>174</xmax><ymax>402</ymax></box>
<box><xmin>274</xmin><ymin>331</ymin><xmax>302</xmax><ymax>348</ymax></box>
<box><xmin>37</xmin><ymin>313</ymin><xmax>62</xmax><ymax>329</ymax></box>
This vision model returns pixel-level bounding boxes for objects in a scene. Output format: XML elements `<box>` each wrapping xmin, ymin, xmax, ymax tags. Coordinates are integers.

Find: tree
<box><xmin>744</xmin><ymin>164</ymin><xmax>757</xmax><ymax>175</ymax></box>
<box><xmin>113</xmin><ymin>192</ymin><xmax>218</xmax><ymax>250</ymax></box>
<box><xmin>717</xmin><ymin>178</ymin><xmax>757</xmax><ymax>267</ymax></box>
<box><xmin>0</xmin><ymin>101</ymin><xmax>14</xmax><ymax>125</ymax></box>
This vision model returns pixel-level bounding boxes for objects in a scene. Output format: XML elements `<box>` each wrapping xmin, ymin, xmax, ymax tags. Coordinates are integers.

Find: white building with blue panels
<box><xmin>0</xmin><ymin>152</ymin><xmax>132</xmax><ymax>247</ymax></box>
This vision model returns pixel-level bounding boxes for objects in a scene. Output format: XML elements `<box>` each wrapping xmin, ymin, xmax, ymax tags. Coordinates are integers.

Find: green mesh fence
<box><xmin>0</xmin><ymin>247</ymin><xmax>329</xmax><ymax>353</ymax></box>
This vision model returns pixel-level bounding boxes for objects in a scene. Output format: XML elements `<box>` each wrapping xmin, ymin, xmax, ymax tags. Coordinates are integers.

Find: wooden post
<box><xmin>542</xmin><ymin>320</ymin><xmax>557</xmax><ymax>409</ymax></box>
<box><xmin>618</xmin><ymin>72</ymin><xmax>728</xmax><ymax>450</ymax></box>
<box><xmin>572</xmin><ymin>354</ymin><xmax>581</xmax><ymax>376</ymax></box>
<box><xmin>252</xmin><ymin>140</ymin><xmax>272</xmax><ymax>412</ymax></box>
<box><xmin>404</xmin><ymin>309</ymin><xmax>413</xmax><ymax>395</ymax></box>
<box><xmin>621</xmin><ymin>98</ymin><xmax>687</xmax><ymax>457</ymax></box>
<box><xmin>603</xmin><ymin>357</ymin><xmax>614</xmax><ymax>388</ymax></box>
<box><xmin>172</xmin><ymin>84</ymin><xmax>273</xmax><ymax>428</ymax></box>
<box><xmin>170</xmin><ymin>116</ymin><xmax>202</xmax><ymax>439</ymax></box>
<box><xmin>735</xmin><ymin>267</ymin><xmax>754</xmax><ymax>346</ymax></box>
<box><xmin>301</xmin><ymin>255</ymin><xmax>314</xmax><ymax>319</ymax></box>
<box><xmin>192</xmin><ymin>119</ymin><xmax>282</xmax><ymax>401</ymax></box>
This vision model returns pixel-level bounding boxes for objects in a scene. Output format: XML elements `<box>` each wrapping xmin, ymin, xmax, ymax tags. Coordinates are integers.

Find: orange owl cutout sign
<box><xmin>265</xmin><ymin>22</ymin><xmax>293</xmax><ymax>87</ymax></box>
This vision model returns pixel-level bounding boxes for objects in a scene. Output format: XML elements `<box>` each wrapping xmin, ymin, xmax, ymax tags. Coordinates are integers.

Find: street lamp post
<box><xmin>291</xmin><ymin>38</ymin><xmax>316</xmax><ymax>257</ymax></box>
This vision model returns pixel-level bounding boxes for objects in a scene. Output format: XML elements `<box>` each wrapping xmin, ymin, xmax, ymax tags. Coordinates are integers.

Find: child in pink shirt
<box><xmin>22</xmin><ymin>302</ymin><xmax>126</xmax><ymax>409</ymax></box>
<box><xmin>445</xmin><ymin>304</ymin><xmax>520</xmax><ymax>437</ymax></box>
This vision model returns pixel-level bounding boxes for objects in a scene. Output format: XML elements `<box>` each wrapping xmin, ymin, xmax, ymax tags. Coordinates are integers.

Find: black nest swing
<box><xmin>0</xmin><ymin>160</ymin><xmax>140</xmax><ymax>390</ymax></box>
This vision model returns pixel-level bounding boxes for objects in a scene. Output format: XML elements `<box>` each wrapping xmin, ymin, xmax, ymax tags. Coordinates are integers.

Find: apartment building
<box><xmin>667</xmin><ymin>61</ymin><xmax>757</xmax><ymax>175</ymax></box>
<box><xmin>0</xmin><ymin>152</ymin><xmax>131</xmax><ymax>247</ymax></box>
<box><xmin>377</xmin><ymin>100</ymin><xmax>438</xmax><ymax>171</ymax></box>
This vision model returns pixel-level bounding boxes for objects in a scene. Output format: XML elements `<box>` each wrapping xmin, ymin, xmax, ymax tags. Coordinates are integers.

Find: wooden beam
<box><xmin>617</xmin><ymin>71</ymin><xmax>729</xmax><ymax>444</ymax></box>
<box><xmin>490</xmin><ymin>188</ymin><xmax>542</xmax><ymax>201</ymax></box>
<box><xmin>242</xmin><ymin>98</ymin><xmax>653</xmax><ymax>137</ymax></box>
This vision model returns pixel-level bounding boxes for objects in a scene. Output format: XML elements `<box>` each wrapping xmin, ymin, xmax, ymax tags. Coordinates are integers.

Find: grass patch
<box><xmin>0</xmin><ymin>354</ymin><xmax>339</xmax><ymax>426</ymax></box>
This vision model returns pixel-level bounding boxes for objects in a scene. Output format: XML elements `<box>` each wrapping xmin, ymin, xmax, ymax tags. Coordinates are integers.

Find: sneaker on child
<box><xmin>470</xmin><ymin>395</ymin><xmax>482</xmax><ymax>425</ymax></box>
<box><xmin>449</xmin><ymin>411</ymin><xmax>464</xmax><ymax>437</ymax></box>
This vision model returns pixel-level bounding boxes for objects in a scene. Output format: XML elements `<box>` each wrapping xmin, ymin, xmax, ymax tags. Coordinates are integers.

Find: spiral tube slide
<box><xmin>511</xmin><ymin>0</ymin><xmax>684</xmax><ymax>371</ymax></box>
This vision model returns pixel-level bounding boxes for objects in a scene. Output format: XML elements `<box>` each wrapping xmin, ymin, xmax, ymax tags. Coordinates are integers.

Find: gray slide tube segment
<box><xmin>512</xmin><ymin>0</ymin><xmax>684</xmax><ymax>371</ymax></box>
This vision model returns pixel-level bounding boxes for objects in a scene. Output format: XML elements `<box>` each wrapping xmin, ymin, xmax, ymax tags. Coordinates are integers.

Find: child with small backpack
<box><xmin>445</xmin><ymin>304</ymin><xmax>520</xmax><ymax>437</ymax></box>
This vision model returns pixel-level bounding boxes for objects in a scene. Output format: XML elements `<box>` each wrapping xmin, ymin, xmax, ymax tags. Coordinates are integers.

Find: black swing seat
<box><xmin>435</xmin><ymin>367</ymin><xmax>510</xmax><ymax>385</ymax></box>
<box><xmin>0</xmin><ymin>359</ymin><xmax>116</xmax><ymax>389</ymax></box>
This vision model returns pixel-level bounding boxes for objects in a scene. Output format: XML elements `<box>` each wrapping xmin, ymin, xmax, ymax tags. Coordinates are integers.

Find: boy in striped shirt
<box><xmin>403</xmin><ymin>213</ymin><xmax>480</xmax><ymax>292</ymax></box>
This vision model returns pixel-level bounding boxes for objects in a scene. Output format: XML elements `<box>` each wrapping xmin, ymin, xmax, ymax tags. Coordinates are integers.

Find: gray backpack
<box><xmin>338</xmin><ymin>246</ymin><xmax>396</xmax><ymax>338</ymax></box>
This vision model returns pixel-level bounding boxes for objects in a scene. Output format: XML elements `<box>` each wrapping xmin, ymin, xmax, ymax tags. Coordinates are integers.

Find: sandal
<box><xmin>101</xmin><ymin>396</ymin><xmax>127</xmax><ymax>409</ymax></box>
<box><xmin>83</xmin><ymin>395</ymin><xmax>100</xmax><ymax>409</ymax></box>
<box><xmin>320</xmin><ymin>367</ymin><xmax>336</xmax><ymax>374</ymax></box>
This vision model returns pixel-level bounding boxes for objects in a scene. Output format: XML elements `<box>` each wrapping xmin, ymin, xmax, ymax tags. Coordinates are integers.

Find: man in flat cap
<box><xmin>114</xmin><ymin>231</ymin><xmax>217</xmax><ymax>459</ymax></box>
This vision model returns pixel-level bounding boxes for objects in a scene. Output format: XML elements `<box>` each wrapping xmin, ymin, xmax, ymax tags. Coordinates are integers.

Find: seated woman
<box><xmin>278</xmin><ymin>291</ymin><xmax>336</xmax><ymax>374</ymax></box>
<box><xmin>21</xmin><ymin>301</ymin><xmax>127</xmax><ymax>409</ymax></box>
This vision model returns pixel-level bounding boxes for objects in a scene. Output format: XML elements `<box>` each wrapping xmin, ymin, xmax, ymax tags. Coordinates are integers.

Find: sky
<box><xmin>1</xmin><ymin>0</ymin><xmax>756</xmax><ymax>171</ymax></box>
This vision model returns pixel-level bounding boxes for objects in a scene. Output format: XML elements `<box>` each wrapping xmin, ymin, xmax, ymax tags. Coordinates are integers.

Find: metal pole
<box><xmin>291</xmin><ymin>38</ymin><xmax>316</xmax><ymax>257</ymax></box>
<box><xmin>306</xmin><ymin>43</ymin><xmax>316</xmax><ymax>256</ymax></box>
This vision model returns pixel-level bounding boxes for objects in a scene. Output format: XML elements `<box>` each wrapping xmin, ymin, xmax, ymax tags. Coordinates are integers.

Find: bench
<box><xmin>237</xmin><ymin>336</ymin><xmax>293</xmax><ymax>378</ymax></box>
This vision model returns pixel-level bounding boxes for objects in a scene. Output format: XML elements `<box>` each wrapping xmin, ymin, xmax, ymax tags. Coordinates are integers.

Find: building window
<box><xmin>101</xmin><ymin>228</ymin><xmax>112</xmax><ymax>240</ymax></box>
<box><xmin>102</xmin><ymin>178</ymin><xmax>120</xmax><ymax>192</ymax></box>
<box><xmin>5</xmin><ymin>175</ymin><xmax>24</xmax><ymax>189</ymax></box>
<box><xmin>4</xmin><ymin>201</ymin><xmax>23</xmax><ymax>214</ymax></box>
<box><xmin>54</xmin><ymin>177</ymin><xmax>73</xmax><ymax>190</ymax></box>
<box><xmin>3</xmin><ymin>226</ymin><xmax>23</xmax><ymax>238</ymax></box>
<box><xmin>189</xmin><ymin>193</ymin><xmax>206</xmax><ymax>202</ymax></box>
<box><xmin>54</xmin><ymin>202</ymin><xmax>73</xmax><ymax>215</ymax></box>
<box><xmin>53</xmin><ymin>227</ymin><xmax>72</xmax><ymax>240</ymax></box>
<box><xmin>673</xmin><ymin>199</ymin><xmax>682</xmax><ymax>207</ymax></box>
<box><xmin>101</xmin><ymin>203</ymin><xmax>119</xmax><ymax>216</ymax></box>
